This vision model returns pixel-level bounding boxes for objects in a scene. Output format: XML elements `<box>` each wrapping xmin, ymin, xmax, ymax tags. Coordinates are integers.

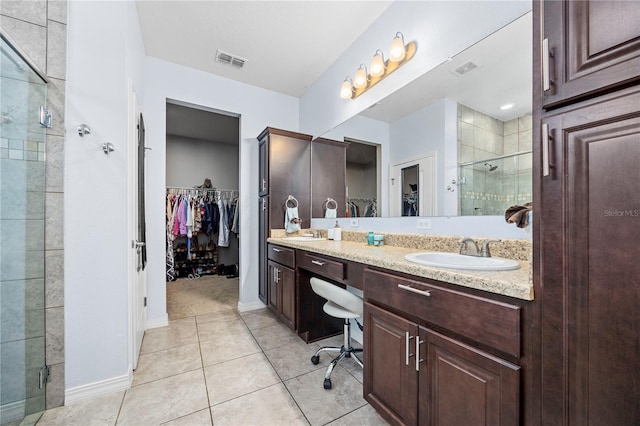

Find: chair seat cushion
<box><xmin>323</xmin><ymin>301</ymin><xmax>361</xmax><ymax>319</ymax></box>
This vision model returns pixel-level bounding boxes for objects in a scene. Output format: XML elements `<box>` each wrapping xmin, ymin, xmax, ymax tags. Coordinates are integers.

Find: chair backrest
<box><xmin>310</xmin><ymin>277</ymin><xmax>363</xmax><ymax>316</ymax></box>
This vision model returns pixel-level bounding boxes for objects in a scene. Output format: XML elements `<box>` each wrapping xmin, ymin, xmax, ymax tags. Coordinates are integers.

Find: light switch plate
<box><xmin>350</xmin><ymin>219</ymin><xmax>359</xmax><ymax>227</ymax></box>
<box><xmin>417</xmin><ymin>218</ymin><xmax>432</xmax><ymax>229</ymax></box>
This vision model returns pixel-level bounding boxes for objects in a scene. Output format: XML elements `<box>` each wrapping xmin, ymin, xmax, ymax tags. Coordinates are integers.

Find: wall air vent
<box><xmin>216</xmin><ymin>50</ymin><xmax>246</xmax><ymax>69</ymax></box>
<box><xmin>451</xmin><ymin>61</ymin><xmax>479</xmax><ymax>77</ymax></box>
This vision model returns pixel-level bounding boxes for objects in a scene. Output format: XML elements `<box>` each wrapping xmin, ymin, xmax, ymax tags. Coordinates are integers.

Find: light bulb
<box><xmin>389</xmin><ymin>32</ymin><xmax>406</xmax><ymax>62</ymax></box>
<box><xmin>370</xmin><ymin>50</ymin><xmax>385</xmax><ymax>77</ymax></box>
<box><xmin>340</xmin><ymin>78</ymin><xmax>353</xmax><ymax>99</ymax></box>
<box><xmin>353</xmin><ymin>65</ymin><xmax>368</xmax><ymax>89</ymax></box>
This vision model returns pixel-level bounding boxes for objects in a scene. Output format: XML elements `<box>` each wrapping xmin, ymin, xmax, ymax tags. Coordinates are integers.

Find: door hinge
<box><xmin>39</xmin><ymin>106</ymin><xmax>52</xmax><ymax>128</ymax></box>
<box><xmin>39</xmin><ymin>365</ymin><xmax>50</xmax><ymax>389</ymax></box>
<box><xmin>144</xmin><ymin>297</ymin><xmax>147</xmax><ymax>307</ymax></box>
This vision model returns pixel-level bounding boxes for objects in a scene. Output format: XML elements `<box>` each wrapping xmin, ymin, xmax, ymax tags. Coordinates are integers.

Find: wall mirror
<box><xmin>316</xmin><ymin>11</ymin><xmax>532</xmax><ymax>218</ymax></box>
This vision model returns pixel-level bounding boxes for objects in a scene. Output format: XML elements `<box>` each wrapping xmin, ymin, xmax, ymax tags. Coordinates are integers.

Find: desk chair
<box><xmin>309</xmin><ymin>277</ymin><xmax>363</xmax><ymax>389</ymax></box>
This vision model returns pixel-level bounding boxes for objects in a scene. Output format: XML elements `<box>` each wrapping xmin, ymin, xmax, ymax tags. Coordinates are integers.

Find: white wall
<box><xmin>165</xmin><ymin>136</ymin><xmax>239</xmax><ymax>189</ymax></box>
<box><xmin>144</xmin><ymin>57</ymin><xmax>299</xmax><ymax>323</ymax></box>
<box><xmin>300</xmin><ymin>1</ymin><xmax>532</xmax><ymax>138</ymax></box>
<box><xmin>65</xmin><ymin>0</ymin><xmax>145</xmax><ymax>394</ymax></box>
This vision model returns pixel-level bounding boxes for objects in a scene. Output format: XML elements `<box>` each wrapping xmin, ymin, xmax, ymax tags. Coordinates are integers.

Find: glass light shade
<box><xmin>370</xmin><ymin>51</ymin><xmax>385</xmax><ymax>77</ymax></box>
<box><xmin>389</xmin><ymin>33</ymin><xmax>406</xmax><ymax>62</ymax></box>
<box><xmin>353</xmin><ymin>65</ymin><xmax>368</xmax><ymax>89</ymax></box>
<box><xmin>340</xmin><ymin>79</ymin><xmax>353</xmax><ymax>99</ymax></box>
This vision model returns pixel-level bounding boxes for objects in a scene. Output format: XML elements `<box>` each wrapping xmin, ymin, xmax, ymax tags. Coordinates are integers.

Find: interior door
<box><xmin>129</xmin><ymin>85</ymin><xmax>147</xmax><ymax>369</ymax></box>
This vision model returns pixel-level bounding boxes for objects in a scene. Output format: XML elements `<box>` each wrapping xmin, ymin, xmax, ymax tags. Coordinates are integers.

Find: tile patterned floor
<box><xmin>35</xmin><ymin>277</ymin><xmax>389</xmax><ymax>425</ymax></box>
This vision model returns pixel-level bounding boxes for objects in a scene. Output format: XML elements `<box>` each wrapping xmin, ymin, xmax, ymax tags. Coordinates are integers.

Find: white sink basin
<box><xmin>404</xmin><ymin>252</ymin><xmax>520</xmax><ymax>271</ymax></box>
<box><xmin>281</xmin><ymin>237</ymin><xmax>326</xmax><ymax>242</ymax></box>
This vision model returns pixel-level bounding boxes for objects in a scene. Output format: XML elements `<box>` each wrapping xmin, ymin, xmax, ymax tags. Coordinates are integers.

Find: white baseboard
<box><xmin>0</xmin><ymin>399</ymin><xmax>25</xmax><ymax>424</ymax></box>
<box><xmin>145</xmin><ymin>313</ymin><xmax>169</xmax><ymax>330</ymax></box>
<box><xmin>237</xmin><ymin>300</ymin><xmax>266</xmax><ymax>312</ymax></box>
<box><xmin>65</xmin><ymin>372</ymin><xmax>132</xmax><ymax>405</ymax></box>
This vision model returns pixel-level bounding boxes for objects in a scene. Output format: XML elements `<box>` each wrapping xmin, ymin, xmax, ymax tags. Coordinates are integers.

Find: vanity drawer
<box><xmin>267</xmin><ymin>244</ymin><xmax>295</xmax><ymax>268</ymax></box>
<box><xmin>364</xmin><ymin>268</ymin><xmax>521</xmax><ymax>358</ymax></box>
<box><xmin>298</xmin><ymin>251</ymin><xmax>345</xmax><ymax>281</ymax></box>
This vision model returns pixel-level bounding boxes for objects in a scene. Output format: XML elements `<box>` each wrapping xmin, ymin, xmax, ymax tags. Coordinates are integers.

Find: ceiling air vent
<box><xmin>451</xmin><ymin>61</ymin><xmax>479</xmax><ymax>77</ymax></box>
<box><xmin>216</xmin><ymin>50</ymin><xmax>246</xmax><ymax>69</ymax></box>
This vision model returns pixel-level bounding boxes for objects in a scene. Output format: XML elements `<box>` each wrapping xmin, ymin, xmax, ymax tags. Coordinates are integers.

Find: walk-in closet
<box><xmin>164</xmin><ymin>102</ymin><xmax>240</xmax><ymax>319</ymax></box>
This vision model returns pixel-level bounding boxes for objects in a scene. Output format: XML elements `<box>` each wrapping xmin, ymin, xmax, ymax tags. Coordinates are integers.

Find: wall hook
<box><xmin>78</xmin><ymin>124</ymin><xmax>91</xmax><ymax>137</ymax></box>
<box><xmin>102</xmin><ymin>142</ymin><xmax>115</xmax><ymax>155</ymax></box>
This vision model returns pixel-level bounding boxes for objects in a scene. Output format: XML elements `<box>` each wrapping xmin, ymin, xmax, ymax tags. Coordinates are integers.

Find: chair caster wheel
<box><xmin>323</xmin><ymin>378</ymin><xmax>332</xmax><ymax>389</ymax></box>
<box><xmin>311</xmin><ymin>355</ymin><xmax>319</xmax><ymax>365</ymax></box>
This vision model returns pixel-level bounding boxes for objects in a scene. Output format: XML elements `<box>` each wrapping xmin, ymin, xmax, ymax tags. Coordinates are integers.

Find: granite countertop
<box><xmin>267</xmin><ymin>237</ymin><xmax>533</xmax><ymax>301</ymax></box>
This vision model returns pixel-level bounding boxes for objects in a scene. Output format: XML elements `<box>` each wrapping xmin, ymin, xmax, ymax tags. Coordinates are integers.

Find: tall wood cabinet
<box><xmin>257</xmin><ymin>128</ymin><xmax>312</xmax><ymax>304</ymax></box>
<box><xmin>311</xmin><ymin>138</ymin><xmax>348</xmax><ymax>218</ymax></box>
<box><xmin>535</xmin><ymin>2</ymin><xmax>640</xmax><ymax>424</ymax></box>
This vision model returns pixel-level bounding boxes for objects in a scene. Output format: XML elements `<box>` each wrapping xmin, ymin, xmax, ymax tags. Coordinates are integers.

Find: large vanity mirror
<box><xmin>318</xmin><ymin>11</ymin><xmax>532</xmax><ymax>218</ymax></box>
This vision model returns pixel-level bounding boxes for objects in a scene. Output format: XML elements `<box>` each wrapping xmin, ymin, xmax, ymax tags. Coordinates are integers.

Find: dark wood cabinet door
<box><xmin>311</xmin><ymin>138</ymin><xmax>347</xmax><ymax>218</ymax></box>
<box><xmin>420</xmin><ymin>328</ymin><xmax>520</xmax><ymax>426</ymax></box>
<box><xmin>258</xmin><ymin>139</ymin><xmax>268</xmax><ymax>196</ymax></box>
<box><xmin>364</xmin><ymin>302</ymin><xmax>418</xmax><ymax>426</ymax></box>
<box><xmin>541</xmin><ymin>0</ymin><xmax>640</xmax><ymax>109</ymax></box>
<box><xmin>268</xmin><ymin>134</ymin><xmax>311</xmax><ymax>230</ymax></box>
<box><xmin>267</xmin><ymin>260</ymin><xmax>280</xmax><ymax>314</ymax></box>
<box><xmin>279</xmin><ymin>265</ymin><xmax>295</xmax><ymax>330</ymax></box>
<box><xmin>540</xmin><ymin>88</ymin><xmax>640</xmax><ymax>425</ymax></box>
<box><xmin>258</xmin><ymin>196</ymin><xmax>269</xmax><ymax>304</ymax></box>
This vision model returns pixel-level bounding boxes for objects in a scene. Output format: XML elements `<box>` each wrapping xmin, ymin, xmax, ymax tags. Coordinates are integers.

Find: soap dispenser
<box><xmin>333</xmin><ymin>220</ymin><xmax>342</xmax><ymax>241</ymax></box>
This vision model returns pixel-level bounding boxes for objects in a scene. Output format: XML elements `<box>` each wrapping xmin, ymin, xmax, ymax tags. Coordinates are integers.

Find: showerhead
<box><xmin>484</xmin><ymin>162</ymin><xmax>498</xmax><ymax>172</ymax></box>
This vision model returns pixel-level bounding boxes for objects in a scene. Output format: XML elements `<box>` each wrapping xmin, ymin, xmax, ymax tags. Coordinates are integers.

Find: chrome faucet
<box><xmin>459</xmin><ymin>238</ymin><xmax>480</xmax><ymax>256</ymax></box>
<box><xmin>480</xmin><ymin>240</ymin><xmax>500</xmax><ymax>257</ymax></box>
<box><xmin>459</xmin><ymin>238</ymin><xmax>500</xmax><ymax>257</ymax></box>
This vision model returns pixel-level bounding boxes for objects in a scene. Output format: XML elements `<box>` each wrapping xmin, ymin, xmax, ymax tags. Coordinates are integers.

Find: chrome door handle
<box><xmin>272</xmin><ymin>248</ymin><xmax>282</xmax><ymax>253</ymax></box>
<box><xmin>416</xmin><ymin>337</ymin><xmax>425</xmax><ymax>371</ymax></box>
<box><xmin>405</xmin><ymin>332</ymin><xmax>414</xmax><ymax>366</ymax></box>
<box><xmin>262</xmin><ymin>178</ymin><xmax>267</xmax><ymax>192</ymax></box>
<box><xmin>398</xmin><ymin>284</ymin><xmax>431</xmax><ymax>297</ymax></box>
<box><xmin>262</xmin><ymin>199</ymin><xmax>267</xmax><ymax>211</ymax></box>
<box><xmin>132</xmin><ymin>240</ymin><xmax>145</xmax><ymax>248</ymax></box>
<box><xmin>311</xmin><ymin>260</ymin><xmax>326</xmax><ymax>266</ymax></box>
<box><xmin>542</xmin><ymin>38</ymin><xmax>551</xmax><ymax>92</ymax></box>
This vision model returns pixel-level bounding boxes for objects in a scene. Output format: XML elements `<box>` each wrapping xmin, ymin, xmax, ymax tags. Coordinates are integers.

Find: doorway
<box><xmin>345</xmin><ymin>138</ymin><xmax>380</xmax><ymax>218</ymax></box>
<box><xmin>164</xmin><ymin>101</ymin><xmax>241</xmax><ymax>320</ymax></box>
<box><xmin>390</xmin><ymin>154</ymin><xmax>436</xmax><ymax>217</ymax></box>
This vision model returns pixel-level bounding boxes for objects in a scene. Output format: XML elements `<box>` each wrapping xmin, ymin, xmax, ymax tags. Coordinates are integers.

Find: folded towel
<box><xmin>505</xmin><ymin>202</ymin><xmax>532</xmax><ymax>228</ymax></box>
<box><xmin>285</xmin><ymin>195</ymin><xmax>302</xmax><ymax>233</ymax></box>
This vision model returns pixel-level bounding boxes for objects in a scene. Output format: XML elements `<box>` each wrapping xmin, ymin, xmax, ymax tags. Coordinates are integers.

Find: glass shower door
<box><xmin>0</xmin><ymin>34</ymin><xmax>48</xmax><ymax>425</ymax></box>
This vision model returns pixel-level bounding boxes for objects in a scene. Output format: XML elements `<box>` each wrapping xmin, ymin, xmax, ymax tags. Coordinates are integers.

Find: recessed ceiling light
<box><xmin>500</xmin><ymin>103</ymin><xmax>514</xmax><ymax>110</ymax></box>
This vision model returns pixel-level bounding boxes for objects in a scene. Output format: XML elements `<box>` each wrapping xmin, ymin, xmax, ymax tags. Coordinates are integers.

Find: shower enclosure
<box><xmin>1</xmin><ymin>34</ymin><xmax>48</xmax><ymax>425</ymax></box>
<box><xmin>458</xmin><ymin>151</ymin><xmax>532</xmax><ymax>216</ymax></box>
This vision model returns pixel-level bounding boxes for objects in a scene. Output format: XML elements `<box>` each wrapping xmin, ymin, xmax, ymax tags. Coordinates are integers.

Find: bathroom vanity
<box><xmin>267</xmin><ymin>235</ymin><xmax>534</xmax><ymax>426</ymax></box>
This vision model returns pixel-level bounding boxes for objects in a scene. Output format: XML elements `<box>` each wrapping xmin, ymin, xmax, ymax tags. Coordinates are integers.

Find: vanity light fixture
<box><xmin>353</xmin><ymin>64</ymin><xmax>369</xmax><ymax>89</ymax></box>
<box><xmin>370</xmin><ymin>50</ymin><xmax>386</xmax><ymax>77</ymax></box>
<box><xmin>389</xmin><ymin>32</ymin><xmax>406</xmax><ymax>62</ymax></box>
<box><xmin>340</xmin><ymin>32</ymin><xmax>417</xmax><ymax>99</ymax></box>
<box><xmin>340</xmin><ymin>77</ymin><xmax>354</xmax><ymax>99</ymax></box>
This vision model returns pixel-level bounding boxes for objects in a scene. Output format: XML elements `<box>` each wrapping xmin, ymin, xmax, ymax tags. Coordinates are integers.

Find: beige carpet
<box><xmin>166</xmin><ymin>275</ymin><xmax>239</xmax><ymax>320</ymax></box>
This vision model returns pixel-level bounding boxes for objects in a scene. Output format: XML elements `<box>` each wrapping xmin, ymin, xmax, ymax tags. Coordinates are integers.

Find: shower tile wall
<box><xmin>457</xmin><ymin>104</ymin><xmax>532</xmax><ymax>215</ymax></box>
<box><xmin>1</xmin><ymin>0</ymin><xmax>67</xmax><ymax>412</ymax></box>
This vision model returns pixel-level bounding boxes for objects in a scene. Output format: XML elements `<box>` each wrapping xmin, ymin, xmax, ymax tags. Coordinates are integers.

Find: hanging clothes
<box><xmin>231</xmin><ymin>197</ymin><xmax>239</xmax><ymax>235</ymax></box>
<box><xmin>218</xmin><ymin>196</ymin><xmax>230</xmax><ymax>247</ymax></box>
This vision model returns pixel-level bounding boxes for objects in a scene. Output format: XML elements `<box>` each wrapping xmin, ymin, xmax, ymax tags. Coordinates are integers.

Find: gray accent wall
<box><xmin>1</xmin><ymin>0</ymin><xmax>67</xmax><ymax>409</ymax></box>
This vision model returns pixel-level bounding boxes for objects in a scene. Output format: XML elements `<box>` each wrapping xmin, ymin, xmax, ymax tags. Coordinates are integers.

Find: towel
<box><xmin>505</xmin><ymin>202</ymin><xmax>532</xmax><ymax>228</ymax></box>
<box><xmin>285</xmin><ymin>196</ymin><xmax>302</xmax><ymax>233</ymax></box>
<box><xmin>325</xmin><ymin>198</ymin><xmax>337</xmax><ymax>219</ymax></box>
